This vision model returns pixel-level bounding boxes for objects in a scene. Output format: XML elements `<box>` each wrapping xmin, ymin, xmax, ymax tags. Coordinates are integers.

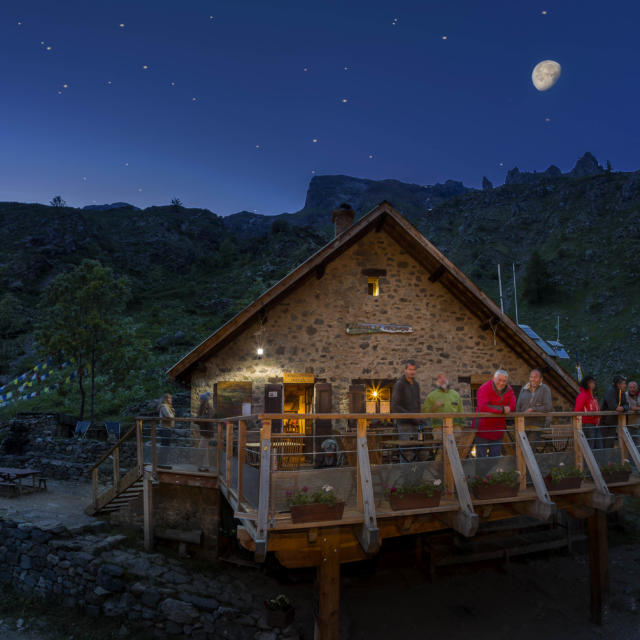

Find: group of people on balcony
<box><xmin>576</xmin><ymin>375</ymin><xmax>639</xmax><ymax>449</ymax></box>
<box><xmin>390</xmin><ymin>360</ymin><xmax>639</xmax><ymax>460</ymax></box>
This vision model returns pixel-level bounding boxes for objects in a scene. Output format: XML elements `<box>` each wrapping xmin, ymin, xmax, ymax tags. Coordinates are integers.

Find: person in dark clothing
<box><xmin>599</xmin><ymin>375</ymin><xmax>629</xmax><ymax>447</ymax></box>
<box><xmin>391</xmin><ymin>359</ymin><xmax>423</xmax><ymax>462</ymax></box>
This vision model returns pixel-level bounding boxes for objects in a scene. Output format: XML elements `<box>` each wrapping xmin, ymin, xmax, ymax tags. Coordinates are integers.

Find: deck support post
<box><xmin>355</xmin><ymin>418</ymin><xmax>379</xmax><ymax>554</ymax></box>
<box><xmin>143</xmin><ymin>471</ymin><xmax>154</xmax><ymax>552</ymax></box>
<box><xmin>515</xmin><ymin>417</ymin><xmax>555</xmax><ymax>521</ymax></box>
<box><xmin>573</xmin><ymin>417</ymin><xmax>615</xmax><ymax>511</ymax></box>
<box><xmin>442</xmin><ymin>421</ymin><xmax>478</xmax><ymax>537</ymax></box>
<box><xmin>255</xmin><ymin>419</ymin><xmax>272</xmax><ymax>562</ymax></box>
<box><xmin>588</xmin><ymin>510</ymin><xmax>609</xmax><ymax>625</ymax></box>
<box><xmin>315</xmin><ymin>539</ymin><xmax>341</xmax><ymax>640</ymax></box>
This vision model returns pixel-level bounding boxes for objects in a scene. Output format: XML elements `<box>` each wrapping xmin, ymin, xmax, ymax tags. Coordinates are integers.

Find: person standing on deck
<box><xmin>574</xmin><ymin>376</ymin><xmax>601</xmax><ymax>448</ymax></box>
<box><xmin>422</xmin><ymin>372</ymin><xmax>464</xmax><ymax>452</ymax></box>
<box><xmin>391</xmin><ymin>359</ymin><xmax>423</xmax><ymax>462</ymax></box>
<box><xmin>516</xmin><ymin>369</ymin><xmax>553</xmax><ymax>428</ymax></box>
<box><xmin>196</xmin><ymin>391</ymin><xmax>215</xmax><ymax>449</ymax></box>
<box><xmin>158</xmin><ymin>393</ymin><xmax>175</xmax><ymax>448</ymax></box>
<box><xmin>600</xmin><ymin>375</ymin><xmax>629</xmax><ymax>447</ymax></box>
<box><xmin>626</xmin><ymin>381</ymin><xmax>640</xmax><ymax>412</ymax></box>
<box><xmin>474</xmin><ymin>370</ymin><xmax>516</xmax><ymax>457</ymax></box>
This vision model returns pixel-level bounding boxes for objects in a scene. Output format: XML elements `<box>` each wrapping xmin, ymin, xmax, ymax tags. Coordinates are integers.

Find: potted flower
<box><xmin>600</xmin><ymin>460</ymin><xmax>631</xmax><ymax>484</ymax></box>
<box><xmin>545</xmin><ymin>463</ymin><xmax>585</xmax><ymax>491</ymax></box>
<box><xmin>385</xmin><ymin>479</ymin><xmax>443</xmax><ymax>510</ymax></box>
<box><xmin>468</xmin><ymin>469</ymin><xmax>520</xmax><ymax>500</ymax></box>
<box><xmin>287</xmin><ymin>485</ymin><xmax>344</xmax><ymax>523</ymax></box>
<box><xmin>265</xmin><ymin>594</ymin><xmax>295</xmax><ymax>628</ymax></box>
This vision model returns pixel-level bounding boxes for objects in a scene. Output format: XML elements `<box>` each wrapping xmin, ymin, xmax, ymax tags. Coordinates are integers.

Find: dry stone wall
<box><xmin>0</xmin><ymin>516</ymin><xmax>302</xmax><ymax>640</ymax></box>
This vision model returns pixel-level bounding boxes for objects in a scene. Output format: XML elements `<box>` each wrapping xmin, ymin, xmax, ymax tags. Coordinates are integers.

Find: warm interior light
<box><xmin>256</xmin><ymin>347</ymin><xmax>264</xmax><ymax>356</ymax></box>
<box><xmin>372</xmin><ymin>390</ymin><xmax>378</xmax><ymax>398</ymax></box>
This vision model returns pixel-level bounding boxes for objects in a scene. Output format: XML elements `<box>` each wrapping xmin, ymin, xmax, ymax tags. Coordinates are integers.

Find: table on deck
<box><xmin>0</xmin><ymin>467</ymin><xmax>40</xmax><ymax>497</ymax></box>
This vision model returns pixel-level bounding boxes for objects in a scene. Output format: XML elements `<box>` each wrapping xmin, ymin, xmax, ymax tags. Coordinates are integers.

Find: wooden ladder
<box><xmin>84</xmin><ymin>420</ymin><xmax>145</xmax><ymax>516</ymax></box>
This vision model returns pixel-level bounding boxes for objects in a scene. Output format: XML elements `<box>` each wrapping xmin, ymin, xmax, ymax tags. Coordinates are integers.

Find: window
<box><xmin>367</xmin><ymin>276</ymin><xmax>380</xmax><ymax>296</ymax></box>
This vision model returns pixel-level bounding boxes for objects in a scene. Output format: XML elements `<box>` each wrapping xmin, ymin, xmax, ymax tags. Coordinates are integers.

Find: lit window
<box><xmin>367</xmin><ymin>276</ymin><xmax>379</xmax><ymax>296</ymax></box>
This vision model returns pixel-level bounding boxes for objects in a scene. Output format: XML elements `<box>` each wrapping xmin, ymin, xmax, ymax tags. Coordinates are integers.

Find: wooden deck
<box><xmin>89</xmin><ymin>411</ymin><xmax>640</xmax><ymax>639</ymax></box>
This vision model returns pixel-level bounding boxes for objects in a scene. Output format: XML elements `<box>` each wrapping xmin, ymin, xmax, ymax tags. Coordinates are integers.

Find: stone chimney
<box><xmin>332</xmin><ymin>203</ymin><xmax>355</xmax><ymax>237</ymax></box>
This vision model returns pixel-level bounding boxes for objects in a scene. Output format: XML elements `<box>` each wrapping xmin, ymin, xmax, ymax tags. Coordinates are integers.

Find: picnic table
<box><xmin>0</xmin><ymin>467</ymin><xmax>40</xmax><ymax>497</ymax></box>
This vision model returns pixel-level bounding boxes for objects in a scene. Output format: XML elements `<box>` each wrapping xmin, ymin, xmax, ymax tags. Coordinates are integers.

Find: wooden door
<box><xmin>314</xmin><ymin>383</ymin><xmax>333</xmax><ymax>456</ymax></box>
<box><xmin>264</xmin><ymin>383</ymin><xmax>283</xmax><ymax>433</ymax></box>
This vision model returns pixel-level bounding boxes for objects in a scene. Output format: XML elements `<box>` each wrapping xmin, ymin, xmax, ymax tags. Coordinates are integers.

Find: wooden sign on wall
<box><xmin>283</xmin><ymin>373</ymin><xmax>315</xmax><ymax>384</ymax></box>
<box><xmin>346</xmin><ymin>322</ymin><xmax>413</xmax><ymax>335</ymax></box>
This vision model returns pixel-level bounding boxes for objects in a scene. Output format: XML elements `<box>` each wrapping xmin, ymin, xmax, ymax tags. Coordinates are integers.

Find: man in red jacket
<box><xmin>474</xmin><ymin>370</ymin><xmax>516</xmax><ymax>457</ymax></box>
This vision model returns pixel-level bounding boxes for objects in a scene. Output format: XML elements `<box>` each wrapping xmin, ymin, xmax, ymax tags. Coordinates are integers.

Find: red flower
<box><xmin>390</xmin><ymin>487</ymin><xmax>397</xmax><ymax>493</ymax></box>
<box><xmin>301</xmin><ymin>486</ymin><xmax>308</xmax><ymax>493</ymax></box>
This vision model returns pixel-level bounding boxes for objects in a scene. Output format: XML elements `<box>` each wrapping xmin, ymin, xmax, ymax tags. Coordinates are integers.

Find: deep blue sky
<box><xmin>1</xmin><ymin>1</ymin><xmax>638</xmax><ymax>215</ymax></box>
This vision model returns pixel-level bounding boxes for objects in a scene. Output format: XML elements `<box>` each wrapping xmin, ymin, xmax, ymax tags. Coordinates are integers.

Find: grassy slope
<box><xmin>1</xmin><ymin>168</ymin><xmax>639</xmax><ymax>419</ymax></box>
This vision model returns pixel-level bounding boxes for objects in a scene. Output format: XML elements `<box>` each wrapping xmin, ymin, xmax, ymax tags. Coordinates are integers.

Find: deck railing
<box><xmin>206</xmin><ymin>411</ymin><xmax>640</xmax><ymax>559</ymax></box>
<box><xmin>126</xmin><ymin>411</ymin><xmax>640</xmax><ymax>560</ymax></box>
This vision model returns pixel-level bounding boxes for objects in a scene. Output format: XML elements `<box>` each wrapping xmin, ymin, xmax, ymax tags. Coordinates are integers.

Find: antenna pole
<box><xmin>556</xmin><ymin>315</ymin><xmax>560</xmax><ymax>342</ymax></box>
<box><xmin>497</xmin><ymin>264</ymin><xmax>504</xmax><ymax>315</ymax></box>
<box><xmin>512</xmin><ymin>263</ymin><xmax>519</xmax><ymax>325</ymax></box>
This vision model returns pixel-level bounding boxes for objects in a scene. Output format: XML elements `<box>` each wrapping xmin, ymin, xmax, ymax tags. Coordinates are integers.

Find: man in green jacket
<box><xmin>422</xmin><ymin>372</ymin><xmax>464</xmax><ymax>448</ymax></box>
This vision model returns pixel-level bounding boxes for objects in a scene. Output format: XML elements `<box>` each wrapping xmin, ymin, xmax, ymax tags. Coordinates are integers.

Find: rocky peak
<box><xmin>569</xmin><ymin>152</ymin><xmax>604</xmax><ymax>178</ymax></box>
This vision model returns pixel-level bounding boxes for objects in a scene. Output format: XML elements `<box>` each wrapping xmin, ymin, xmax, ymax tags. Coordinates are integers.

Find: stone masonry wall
<box><xmin>0</xmin><ymin>516</ymin><xmax>302</xmax><ymax>640</ymax></box>
<box><xmin>191</xmin><ymin>229</ymin><xmax>571</xmax><ymax>413</ymax></box>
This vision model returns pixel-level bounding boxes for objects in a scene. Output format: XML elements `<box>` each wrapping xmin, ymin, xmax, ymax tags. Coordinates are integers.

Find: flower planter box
<box><xmin>544</xmin><ymin>476</ymin><xmax>582</xmax><ymax>491</ymax></box>
<box><xmin>602</xmin><ymin>470</ymin><xmax>630</xmax><ymax>484</ymax></box>
<box><xmin>290</xmin><ymin>502</ymin><xmax>345</xmax><ymax>524</ymax></box>
<box><xmin>266</xmin><ymin>607</ymin><xmax>295</xmax><ymax>628</ymax></box>
<box><xmin>471</xmin><ymin>483</ymin><xmax>519</xmax><ymax>500</ymax></box>
<box><xmin>390</xmin><ymin>491</ymin><xmax>442</xmax><ymax>511</ymax></box>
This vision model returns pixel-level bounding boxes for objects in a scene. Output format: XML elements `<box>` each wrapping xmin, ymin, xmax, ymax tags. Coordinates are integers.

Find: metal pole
<box><xmin>497</xmin><ymin>264</ymin><xmax>504</xmax><ymax>315</ymax></box>
<box><xmin>512</xmin><ymin>263</ymin><xmax>519</xmax><ymax>325</ymax></box>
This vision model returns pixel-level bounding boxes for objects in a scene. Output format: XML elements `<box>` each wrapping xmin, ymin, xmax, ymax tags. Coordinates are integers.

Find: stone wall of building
<box><xmin>191</xmin><ymin>229</ymin><xmax>571</xmax><ymax>414</ymax></box>
<box><xmin>0</xmin><ymin>516</ymin><xmax>303</xmax><ymax>640</ymax></box>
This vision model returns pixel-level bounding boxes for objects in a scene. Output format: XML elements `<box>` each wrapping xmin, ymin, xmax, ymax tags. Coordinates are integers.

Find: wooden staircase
<box><xmin>85</xmin><ymin>422</ymin><xmax>145</xmax><ymax>516</ymax></box>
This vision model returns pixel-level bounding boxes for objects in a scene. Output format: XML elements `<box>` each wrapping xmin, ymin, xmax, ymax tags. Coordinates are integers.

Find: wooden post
<box><xmin>143</xmin><ymin>471</ymin><xmax>153</xmax><ymax>552</ymax></box>
<box><xmin>217</xmin><ymin>422</ymin><xmax>223</xmax><ymax>474</ymax></box>
<box><xmin>588</xmin><ymin>510</ymin><xmax>609</xmax><ymax>624</ymax></box>
<box><xmin>442</xmin><ymin>417</ymin><xmax>455</xmax><ymax>499</ymax></box>
<box><xmin>255</xmin><ymin>418</ymin><xmax>272</xmax><ymax>562</ymax></box>
<box><xmin>618</xmin><ymin>414</ymin><xmax>629</xmax><ymax>463</ymax></box>
<box><xmin>226</xmin><ymin>421</ymin><xmax>233</xmax><ymax>488</ymax></box>
<box><xmin>442</xmin><ymin>430</ymin><xmax>478</xmax><ymax>537</ymax></box>
<box><xmin>572</xmin><ymin>415</ymin><xmax>584</xmax><ymax>471</ymax></box>
<box><xmin>151</xmin><ymin>422</ymin><xmax>158</xmax><ymax>475</ymax></box>
<box><xmin>355</xmin><ymin>418</ymin><xmax>379</xmax><ymax>554</ymax></box>
<box><xmin>315</xmin><ymin>538</ymin><xmax>340</xmax><ymax>640</ymax></box>
<box><xmin>356</xmin><ymin>418</ymin><xmax>365</xmax><ymax>511</ymax></box>
<box><xmin>237</xmin><ymin>419</ymin><xmax>247</xmax><ymax>508</ymax></box>
<box><xmin>112</xmin><ymin>446</ymin><xmax>120</xmax><ymax>492</ymax></box>
<box><xmin>514</xmin><ymin>416</ymin><xmax>527</xmax><ymax>491</ymax></box>
<box><xmin>136</xmin><ymin>419</ymin><xmax>144</xmax><ymax>473</ymax></box>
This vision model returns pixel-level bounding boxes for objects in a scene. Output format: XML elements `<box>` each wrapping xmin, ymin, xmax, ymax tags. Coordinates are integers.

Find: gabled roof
<box><xmin>168</xmin><ymin>202</ymin><xmax>579</xmax><ymax>403</ymax></box>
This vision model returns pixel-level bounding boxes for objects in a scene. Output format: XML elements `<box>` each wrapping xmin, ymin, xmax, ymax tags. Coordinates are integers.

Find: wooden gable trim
<box><xmin>168</xmin><ymin>202</ymin><xmax>396</xmax><ymax>379</ymax></box>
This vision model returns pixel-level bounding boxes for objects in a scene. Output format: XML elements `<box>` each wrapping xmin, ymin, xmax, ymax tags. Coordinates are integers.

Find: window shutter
<box><xmin>264</xmin><ymin>383</ymin><xmax>283</xmax><ymax>433</ymax></box>
<box><xmin>314</xmin><ymin>383</ymin><xmax>333</xmax><ymax>455</ymax></box>
<box><xmin>348</xmin><ymin>384</ymin><xmax>365</xmax><ymax>428</ymax></box>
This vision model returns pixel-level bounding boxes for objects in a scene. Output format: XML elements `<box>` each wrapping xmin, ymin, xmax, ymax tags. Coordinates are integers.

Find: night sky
<box><xmin>1</xmin><ymin>1</ymin><xmax>639</xmax><ymax>215</ymax></box>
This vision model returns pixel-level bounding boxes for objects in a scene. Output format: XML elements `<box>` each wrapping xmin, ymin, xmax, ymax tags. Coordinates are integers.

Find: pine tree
<box><xmin>522</xmin><ymin>249</ymin><xmax>553</xmax><ymax>304</ymax></box>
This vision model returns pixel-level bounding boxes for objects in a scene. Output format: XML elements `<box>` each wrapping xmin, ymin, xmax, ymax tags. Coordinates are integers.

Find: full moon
<box><xmin>532</xmin><ymin>60</ymin><xmax>562</xmax><ymax>91</ymax></box>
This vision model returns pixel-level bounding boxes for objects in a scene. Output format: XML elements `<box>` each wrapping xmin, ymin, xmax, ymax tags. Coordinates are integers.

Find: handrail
<box><xmin>89</xmin><ymin>423</ymin><xmax>138</xmax><ymax>470</ymax></box>
<box><xmin>135</xmin><ymin>411</ymin><xmax>629</xmax><ymax>422</ymax></box>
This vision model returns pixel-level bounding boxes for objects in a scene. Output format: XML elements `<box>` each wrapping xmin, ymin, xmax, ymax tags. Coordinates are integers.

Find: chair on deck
<box><xmin>105</xmin><ymin>421</ymin><xmax>121</xmax><ymax>439</ymax></box>
<box><xmin>74</xmin><ymin>421</ymin><xmax>91</xmax><ymax>439</ymax></box>
<box><xmin>272</xmin><ymin>437</ymin><xmax>305</xmax><ymax>471</ymax></box>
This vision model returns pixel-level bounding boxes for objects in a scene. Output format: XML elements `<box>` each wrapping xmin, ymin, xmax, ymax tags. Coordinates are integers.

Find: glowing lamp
<box><xmin>256</xmin><ymin>347</ymin><xmax>264</xmax><ymax>356</ymax></box>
